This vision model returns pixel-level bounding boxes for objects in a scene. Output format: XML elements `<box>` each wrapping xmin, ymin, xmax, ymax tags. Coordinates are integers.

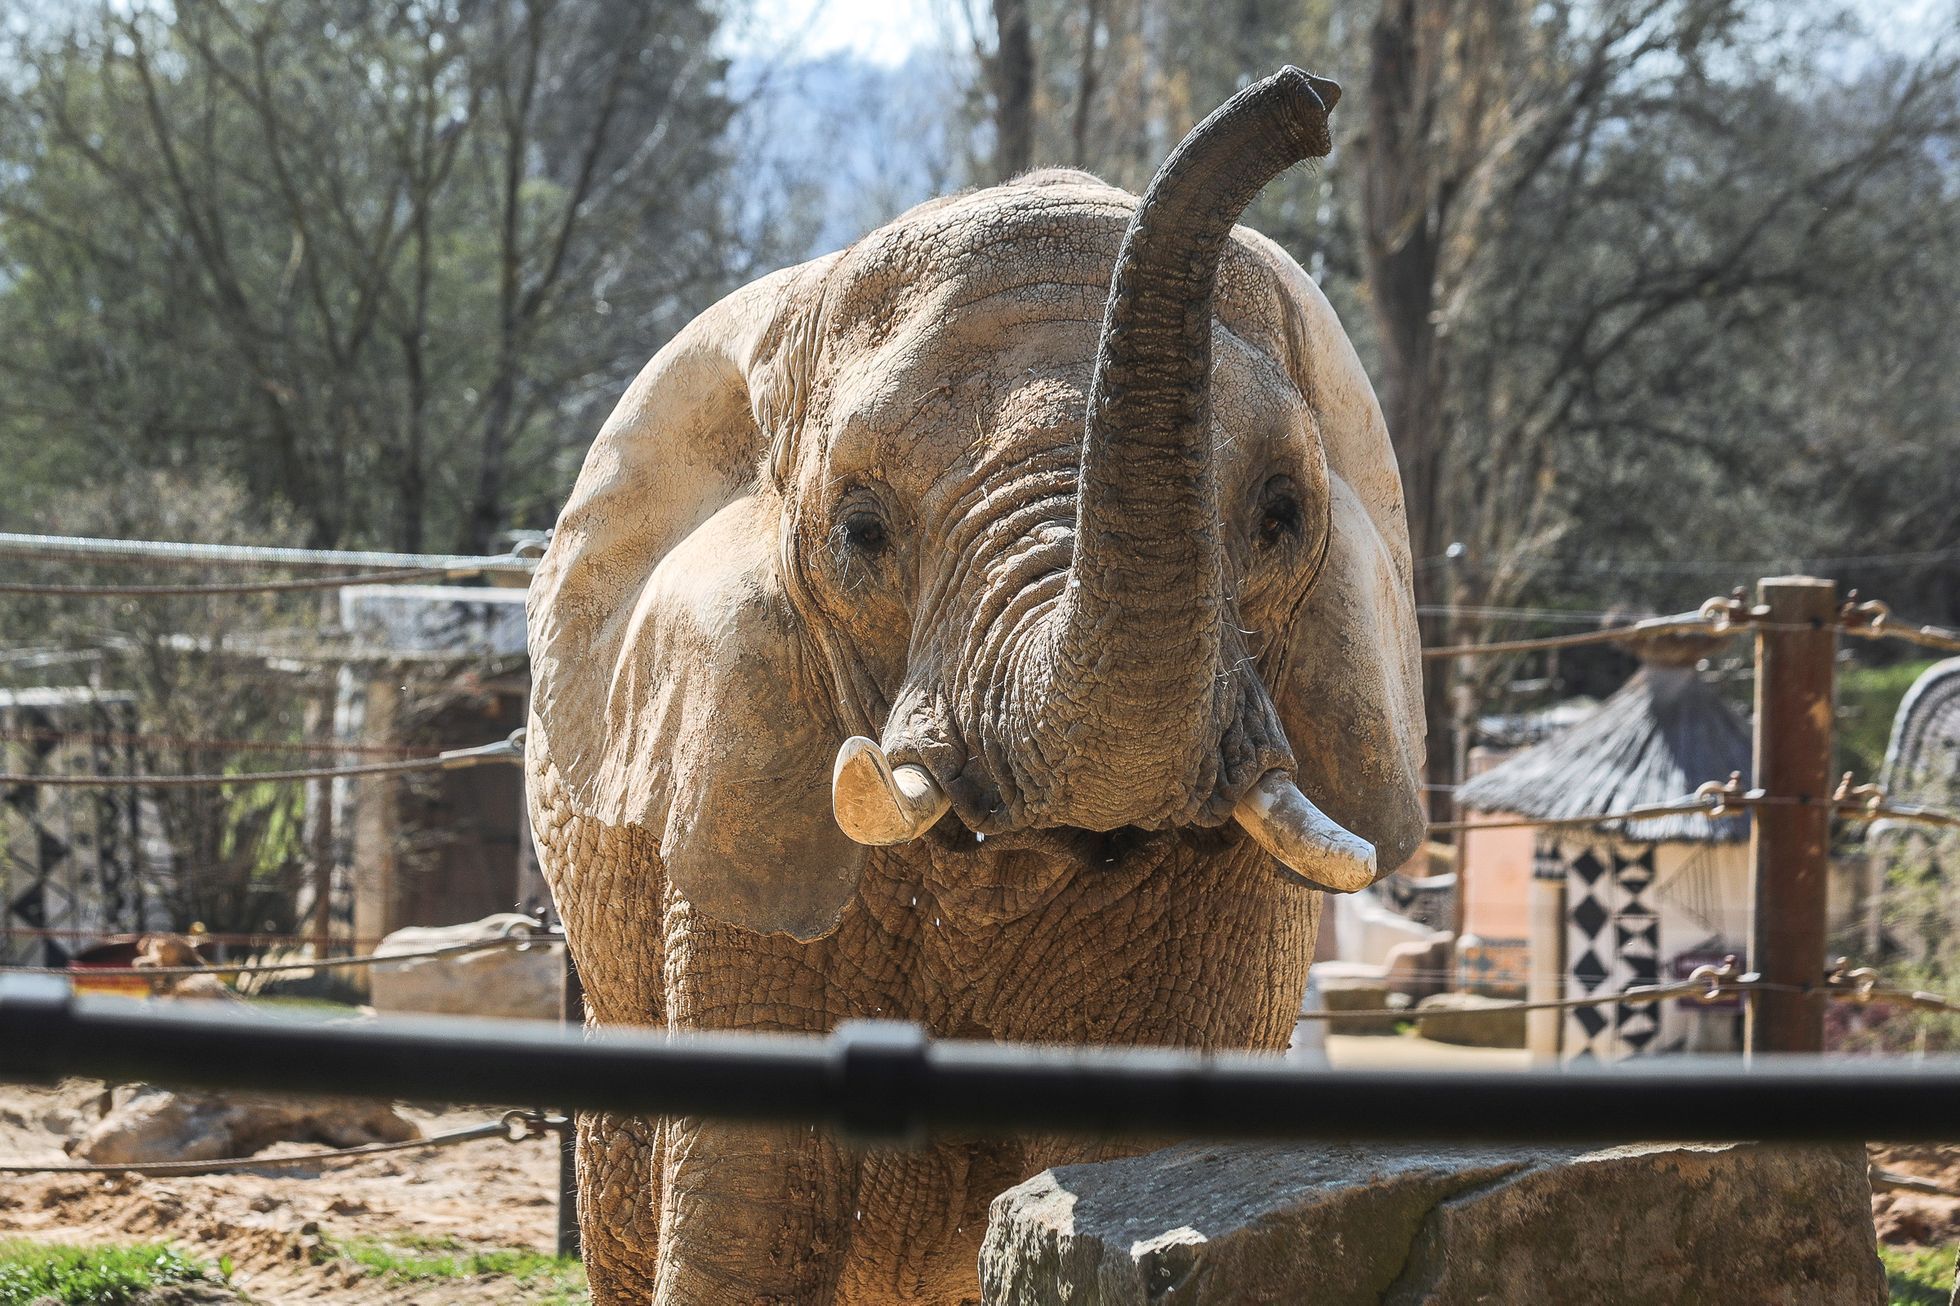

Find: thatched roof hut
<box><xmin>1453</xmin><ymin>638</ymin><xmax>1755</xmax><ymax>1061</ymax></box>
<box><xmin>1457</xmin><ymin>643</ymin><xmax>1751</xmax><ymax>843</ymax></box>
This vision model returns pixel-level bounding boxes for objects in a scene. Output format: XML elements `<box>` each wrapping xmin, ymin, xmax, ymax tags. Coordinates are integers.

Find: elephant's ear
<box><xmin>1249</xmin><ymin>234</ymin><xmax>1428</xmax><ymax>878</ymax></box>
<box><xmin>527</xmin><ymin>258</ymin><xmax>865</xmax><ymax>940</ymax></box>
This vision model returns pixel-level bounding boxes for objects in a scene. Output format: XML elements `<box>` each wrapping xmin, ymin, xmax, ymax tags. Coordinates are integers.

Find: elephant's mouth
<box><xmin>922</xmin><ymin>818</ymin><xmax>1232</xmax><ymax>868</ymax></box>
<box><xmin>836</xmin><ymin>734</ymin><xmax>1378</xmax><ymax>894</ymax></box>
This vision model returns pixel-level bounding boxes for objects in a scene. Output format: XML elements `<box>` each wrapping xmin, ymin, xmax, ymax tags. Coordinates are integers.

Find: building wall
<box><xmin>1559</xmin><ymin>834</ymin><xmax>1749</xmax><ymax>1061</ymax></box>
<box><xmin>1458</xmin><ymin>812</ymin><xmax>1537</xmax><ymax>991</ymax></box>
<box><xmin>0</xmin><ymin>690</ymin><xmax>167</xmax><ymax>964</ymax></box>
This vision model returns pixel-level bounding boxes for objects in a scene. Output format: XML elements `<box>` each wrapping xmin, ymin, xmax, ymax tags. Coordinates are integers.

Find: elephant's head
<box><xmin>527</xmin><ymin>68</ymin><xmax>1424</xmax><ymax>940</ymax></box>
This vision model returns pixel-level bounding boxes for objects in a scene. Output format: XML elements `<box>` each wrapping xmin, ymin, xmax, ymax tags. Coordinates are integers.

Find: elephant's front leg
<box><xmin>656</xmin><ymin>911</ymin><xmax>858</xmax><ymax>1303</ymax></box>
<box><xmin>655</xmin><ymin>1117</ymin><xmax>851</xmax><ymax>1303</ymax></box>
<box><xmin>577</xmin><ymin>1111</ymin><xmax>663</xmax><ymax>1306</ymax></box>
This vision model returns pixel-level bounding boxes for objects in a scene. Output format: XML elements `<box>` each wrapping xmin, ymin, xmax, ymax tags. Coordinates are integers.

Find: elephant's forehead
<box><xmin>818</xmin><ymin>316</ymin><xmax>1312</xmax><ymax>502</ymax></box>
<box><xmin>810</xmin><ymin>182</ymin><xmax>1308</xmax><ymax>480</ymax></box>
<box><xmin>817</xmin><ymin>180</ymin><xmax>1298</xmax><ymax>368</ymax></box>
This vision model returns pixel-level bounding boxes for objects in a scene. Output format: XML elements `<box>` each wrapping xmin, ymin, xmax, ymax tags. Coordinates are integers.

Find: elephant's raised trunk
<box><xmin>1045</xmin><ymin>67</ymin><xmax>1341</xmax><ymax>825</ymax></box>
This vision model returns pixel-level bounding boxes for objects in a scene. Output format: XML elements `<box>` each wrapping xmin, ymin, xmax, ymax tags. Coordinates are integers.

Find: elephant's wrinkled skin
<box><xmin>526</xmin><ymin>69</ymin><xmax>1424</xmax><ymax>1304</ymax></box>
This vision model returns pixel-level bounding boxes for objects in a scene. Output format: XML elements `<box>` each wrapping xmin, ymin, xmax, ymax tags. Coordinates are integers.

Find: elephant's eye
<box><xmin>1255</xmin><ymin>477</ymin><xmax>1303</xmax><ymax>551</ymax></box>
<box><xmin>843</xmin><ymin>511</ymin><xmax>889</xmax><ymax>555</ymax></box>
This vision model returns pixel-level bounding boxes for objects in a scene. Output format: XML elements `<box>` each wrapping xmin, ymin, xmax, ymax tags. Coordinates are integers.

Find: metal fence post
<box><xmin>1746</xmin><ymin>575</ymin><xmax>1837</xmax><ymax>1055</ymax></box>
<box><xmin>559</xmin><ymin>941</ymin><xmax>583</xmax><ymax>1259</ymax></box>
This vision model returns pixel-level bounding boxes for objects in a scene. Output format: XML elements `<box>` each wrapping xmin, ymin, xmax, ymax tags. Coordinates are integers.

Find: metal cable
<box><xmin>1870</xmin><ymin>1167</ymin><xmax>1960</xmax><ymax>1198</ymax></box>
<box><xmin>1309</xmin><ymin>972</ymin><xmax>1724</xmax><ymax>1019</ymax></box>
<box><xmin>1421</xmin><ymin>615</ymin><xmax>1726</xmax><ymax>660</ymax></box>
<box><xmin>0</xmin><ymin>566</ymin><xmax>457</xmax><ymax>597</ymax></box>
<box><xmin>1425</xmin><ymin>791</ymin><xmax>1731</xmax><ymax>836</ymax></box>
<box><xmin>1306</xmin><ymin>970</ymin><xmax>1758</xmax><ymax>1022</ymax></box>
<box><xmin>1840</xmin><ymin>599</ymin><xmax>1960</xmax><ymax>654</ymax></box>
<box><xmin>0</xmin><ymin>730</ymin><xmax>522</xmax><ymax>788</ymax></box>
<box><xmin>0</xmin><ymin>725</ymin><xmax>435</xmax><ymax>759</ymax></box>
<box><xmin>0</xmin><ymin>531</ymin><xmax>540</xmax><ymax>577</ymax></box>
<box><xmin>0</xmin><ymin>932</ymin><xmax>542</xmax><ymax>980</ymax></box>
<box><xmin>0</xmin><ymin>1110</ymin><xmax>566</xmax><ymax>1177</ymax></box>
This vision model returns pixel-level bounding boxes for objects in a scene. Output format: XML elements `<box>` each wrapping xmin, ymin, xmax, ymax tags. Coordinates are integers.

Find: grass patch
<box><xmin>0</xmin><ymin>1239</ymin><xmax>224</xmax><ymax>1306</ymax></box>
<box><xmin>1882</xmin><ymin>1244</ymin><xmax>1957</xmax><ymax>1306</ymax></box>
<box><xmin>328</xmin><ymin>1234</ymin><xmax>585</xmax><ymax>1301</ymax></box>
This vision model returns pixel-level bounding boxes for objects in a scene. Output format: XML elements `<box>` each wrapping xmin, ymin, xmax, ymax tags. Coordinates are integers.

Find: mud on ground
<box><xmin>0</xmin><ymin>1078</ymin><xmax>573</xmax><ymax>1304</ymax></box>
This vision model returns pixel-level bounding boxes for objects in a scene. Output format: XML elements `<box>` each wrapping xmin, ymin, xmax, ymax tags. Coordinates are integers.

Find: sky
<box><xmin>736</xmin><ymin>0</ymin><xmax>1954</xmax><ymax>64</ymax></box>
<box><xmin>730</xmin><ymin>0</ymin><xmax>943</xmax><ymax>66</ymax></box>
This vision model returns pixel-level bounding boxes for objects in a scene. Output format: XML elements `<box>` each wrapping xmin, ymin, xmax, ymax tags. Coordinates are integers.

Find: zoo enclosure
<box><xmin>7</xmin><ymin>532</ymin><xmax>1960</xmax><ymax>1253</ymax></box>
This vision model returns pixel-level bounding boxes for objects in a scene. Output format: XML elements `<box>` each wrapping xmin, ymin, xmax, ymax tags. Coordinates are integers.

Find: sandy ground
<box><xmin>2</xmin><ymin>1035</ymin><xmax>1948</xmax><ymax>1302</ymax></box>
<box><xmin>0</xmin><ymin>1078</ymin><xmax>568</xmax><ymax>1303</ymax></box>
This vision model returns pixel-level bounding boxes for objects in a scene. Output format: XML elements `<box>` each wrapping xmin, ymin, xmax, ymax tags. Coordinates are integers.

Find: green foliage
<box><xmin>1841</xmin><ymin>660</ymin><xmax>1939</xmax><ymax>784</ymax></box>
<box><xmin>1881</xmin><ymin>1243</ymin><xmax>1957</xmax><ymax>1306</ymax></box>
<box><xmin>327</xmin><ymin>1233</ymin><xmax>586</xmax><ymax>1300</ymax></box>
<box><xmin>0</xmin><ymin>1239</ymin><xmax>221</xmax><ymax>1306</ymax></box>
<box><xmin>0</xmin><ymin>471</ymin><xmax>314</xmax><ymax>935</ymax></box>
<box><xmin>0</xmin><ymin>0</ymin><xmax>741</xmax><ymax>553</ymax></box>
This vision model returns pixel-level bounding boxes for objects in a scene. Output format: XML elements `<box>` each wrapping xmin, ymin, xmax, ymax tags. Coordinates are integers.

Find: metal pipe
<box><xmin>6</xmin><ymin>977</ymin><xmax>1960</xmax><ymax>1143</ymax></box>
<box><xmin>0</xmin><ymin>531</ymin><xmax>537</xmax><ymax>577</ymax></box>
<box><xmin>558</xmin><ymin>945</ymin><xmax>583</xmax><ymax>1260</ymax></box>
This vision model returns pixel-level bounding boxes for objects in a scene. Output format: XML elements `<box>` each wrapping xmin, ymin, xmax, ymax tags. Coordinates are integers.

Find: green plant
<box><xmin>1840</xmin><ymin>660</ymin><xmax>1939</xmax><ymax>785</ymax></box>
<box><xmin>0</xmin><ymin>1239</ymin><xmax>220</xmax><ymax>1306</ymax></box>
<box><xmin>1881</xmin><ymin>1243</ymin><xmax>1956</xmax><ymax>1306</ymax></box>
<box><xmin>327</xmin><ymin>1234</ymin><xmax>586</xmax><ymax>1300</ymax></box>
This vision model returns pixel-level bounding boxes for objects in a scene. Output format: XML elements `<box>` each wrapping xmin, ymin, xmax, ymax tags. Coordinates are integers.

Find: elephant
<box><xmin>525</xmin><ymin>66</ymin><xmax>1424</xmax><ymax>1305</ymax></box>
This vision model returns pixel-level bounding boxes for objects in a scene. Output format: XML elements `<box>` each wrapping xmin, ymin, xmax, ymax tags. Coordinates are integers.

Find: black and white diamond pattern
<box><xmin>1563</xmin><ymin>840</ymin><xmax>1663</xmax><ymax>1061</ymax></box>
<box><xmin>0</xmin><ymin>694</ymin><xmax>154</xmax><ymax>965</ymax></box>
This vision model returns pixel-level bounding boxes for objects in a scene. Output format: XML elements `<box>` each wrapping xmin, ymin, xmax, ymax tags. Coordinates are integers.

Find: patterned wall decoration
<box><xmin>0</xmin><ymin>690</ymin><xmax>163</xmax><ymax>965</ymax></box>
<box><xmin>1563</xmin><ymin>840</ymin><xmax>1660</xmax><ymax>1060</ymax></box>
<box><xmin>1557</xmin><ymin>832</ymin><xmax>1748</xmax><ymax>1061</ymax></box>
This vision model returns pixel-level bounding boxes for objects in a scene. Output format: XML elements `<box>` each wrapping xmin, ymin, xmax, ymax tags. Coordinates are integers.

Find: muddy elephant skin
<box><xmin>526</xmin><ymin>68</ymin><xmax>1424</xmax><ymax>1304</ymax></box>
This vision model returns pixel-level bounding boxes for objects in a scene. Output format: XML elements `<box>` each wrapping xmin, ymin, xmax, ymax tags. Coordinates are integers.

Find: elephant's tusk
<box><xmin>1234</xmin><ymin>770</ymin><xmax>1378</xmax><ymax>894</ymax></box>
<box><xmin>831</xmin><ymin>737</ymin><xmax>952</xmax><ymax>846</ymax></box>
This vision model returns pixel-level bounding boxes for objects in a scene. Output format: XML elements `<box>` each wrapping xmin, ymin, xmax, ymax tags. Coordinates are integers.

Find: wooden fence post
<box><xmin>1746</xmin><ymin>575</ymin><xmax>1837</xmax><ymax>1055</ymax></box>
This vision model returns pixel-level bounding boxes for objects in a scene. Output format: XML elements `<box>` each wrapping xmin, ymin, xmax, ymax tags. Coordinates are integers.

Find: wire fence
<box><xmin>0</xmin><ymin>531</ymin><xmax>541</xmax><ymax>580</ymax></box>
<box><xmin>0</xmin><ymin>1112</ymin><xmax>565</xmax><ymax>1177</ymax></box>
<box><xmin>0</xmin><ymin>729</ymin><xmax>524</xmax><ymax>788</ymax></box>
<box><xmin>0</xmin><ymin>929</ymin><xmax>545</xmax><ymax>980</ymax></box>
<box><xmin>5</xmin><ymin>554</ymin><xmax>1960</xmax><ymax>1045</ymax></box>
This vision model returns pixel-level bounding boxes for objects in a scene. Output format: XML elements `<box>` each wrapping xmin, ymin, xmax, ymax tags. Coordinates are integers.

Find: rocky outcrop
<box><xmin>981</xmin><ymin>1139</ymin><xmax>1883</xmax><ymax>1304</ymax></box>
<box><xmin>366</xmin><ymin>913</ymin><xmax>562</xmax><ymax>1021</ymax></box>
<box><xmin>1414</xmin><ymin>991</ymin><xmax>1528</xmax><ymax>1048</ymax></box>
<box><xmin>68</xmin><ymin>1085</ymin><xmax>418</xmax><ymax>1165</ymax></box>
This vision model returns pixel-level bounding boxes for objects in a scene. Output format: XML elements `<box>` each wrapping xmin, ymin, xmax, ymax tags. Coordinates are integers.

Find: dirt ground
<box><xmin>0</xmin><ymin>1078</ymin><xmax>569</xmax><ymax>1303</ymax></box>
<box><xmin>2</xmin><ymin>1044</ymin><xmax>1952</xmax><ymax>1302</ymax></box>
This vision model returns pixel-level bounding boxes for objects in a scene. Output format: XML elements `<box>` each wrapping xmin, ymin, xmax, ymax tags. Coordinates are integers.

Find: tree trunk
<box><xmin>1359</xmin><ymin>0</ymin><xmax>1457</xmax><ymax>817</ymax></box>
<box><xmin>991</xmin><ymin>0</ymin><xmax>1036</xmax><ymax>180</ymax></box>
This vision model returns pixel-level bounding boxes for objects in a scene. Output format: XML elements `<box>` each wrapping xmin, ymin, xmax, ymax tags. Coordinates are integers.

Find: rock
<box><xmin>981</xmin><ymin>1139</ymin><xmax>1883</xmax><ymax>1305</ymax></box>
<box><xmin>1311</xmin><ymin>965</ymin><xmax>1409</xmax><ymax>1035</ymax></box>
<box><xmin>1415</xmin><ymin>991</ymin><xmax>1528</xmax><ymax>1048</ymax></box>
<box><xmin>1382</xmin><ymin>936</ymin><xmax>1452</xmax><ymax>1002</ymax></box>
<box><xmin>367</xmin><ymin>913</ymin><xmax>562</xmax><ymax>1021</ymax></box>
<box><xmin>68</xmin><ymin>1085</ymin><xmax>418</xmax><ymax>1165</ymax></box>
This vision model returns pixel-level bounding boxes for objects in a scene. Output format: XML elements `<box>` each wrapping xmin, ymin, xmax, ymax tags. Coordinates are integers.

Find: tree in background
<box><xmin>0</xmin><ymin>0</ymin><xmax>739</xmax><ymax>552</ymax></box>
<box><xmin>948</xmin><ymin>0</ymin><xmax>1959</xmax><ymax>795</ymax></box>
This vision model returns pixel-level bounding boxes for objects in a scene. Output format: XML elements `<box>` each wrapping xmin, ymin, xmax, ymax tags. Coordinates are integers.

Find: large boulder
<box><xmin>366</xmin><ymin>913</ymin><xmax>562</xmax><ymax>1021</ymax></box>
<box><xmin>1415</xmin><ymin>991</ymin><xmax>1528</xmax><ymax>1048</ymax></box>
<box><xmin>981</xmin><ymin>1139</ymin><xmax>1883</xmax><ymax>1305</ymax></box>
<box><xmin>1310</xmin><ymin>964</ymin><xmax>1409</xmax><ymax>1035</ymax></box>
<box><xmin>69</xmin><ymin>1085</ymin><xmax>417</xmax><ymax>1165</ymax></box>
